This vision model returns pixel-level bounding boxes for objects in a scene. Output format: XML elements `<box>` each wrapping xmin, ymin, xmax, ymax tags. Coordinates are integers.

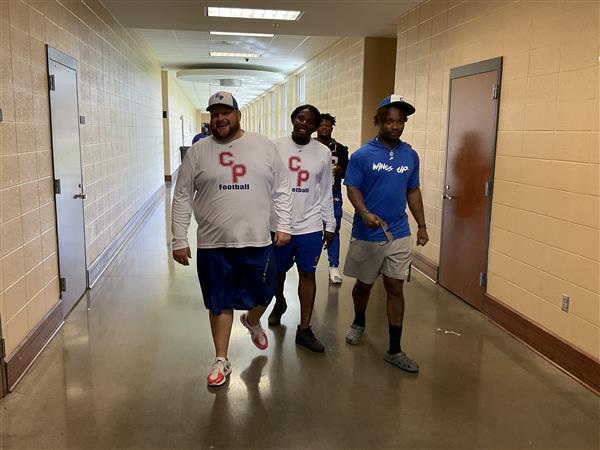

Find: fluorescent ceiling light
<box><xmin>209</xmin><ymin>51</ymin><xmax>261</xmax><ymax>58</ymax></box>
<box><xmin>207</xmin><ymin>7</ymin><xmax>302</xmax><ymax>21</ymax></box>
<box><xmin>210</xmin><ymin>31</ymin><xmax>275</xmax><ymax>38</ymax></box>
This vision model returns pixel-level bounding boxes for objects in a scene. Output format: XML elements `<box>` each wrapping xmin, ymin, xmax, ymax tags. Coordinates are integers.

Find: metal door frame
<box><xmin>439</xmin><ymin>57</ymin><xmax>502</xmax><ymax>301</ymax></box>
<box><xmin>46</xmin><ymin>46</ymin><xmax>89</xmax><ymax>311</ymax></box>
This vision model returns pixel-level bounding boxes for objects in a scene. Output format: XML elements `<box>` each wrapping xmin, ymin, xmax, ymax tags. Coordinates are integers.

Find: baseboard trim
<box><xmin>483</xmin><ymin>293</ymin><xmax>600</xmax><ymax>395</ymax></box>
<box><xmin>411</xmin><ymin>252</ymin><xmax>438</xmax><ymax>281</ymax></box>
<box><xmin>88</xmin><ymin>184</ymin><xmax>165</xmax><ymax>287</ymax></box>
<box><xmin>6</xmin><ymin>301</ymin><xmax>64</xmax><ymax>390</ymax></box>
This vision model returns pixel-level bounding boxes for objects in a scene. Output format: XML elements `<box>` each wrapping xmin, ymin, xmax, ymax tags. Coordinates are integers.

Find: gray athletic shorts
<box><xmin>343</xmin><ymin>236</ymin><xmax>412</xmax><ymax>285</ymax></box>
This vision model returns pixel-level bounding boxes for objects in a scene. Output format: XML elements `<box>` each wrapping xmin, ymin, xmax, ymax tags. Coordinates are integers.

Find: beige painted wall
<box><xmin>361</xmin><ymin>37</ymin><xmax>397</xmax><ymax>144</ymax></box>
<box><xmin>162</xmin><ymin>71</ymin><xmax>196</xmax><ymax>175</ymax></box>
<box><xmin>195</xmin><ymin>111</ymin><xmax>208</xmax><ymax>133</ymax></box>
<box><xmin>0</xmin><ymin>0</ymin><xmax>164</xmax><ymax>356</ymax></box>
<box><xmin>395</xmin><ymin>0</ymin><xmax>599</xmax><ymax>358</ymax></box>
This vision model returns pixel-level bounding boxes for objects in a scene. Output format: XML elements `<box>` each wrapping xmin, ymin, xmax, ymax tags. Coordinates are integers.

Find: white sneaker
<box><xmin>207</xmin><ymin>357</ymin><xmax>231</xmax><ymax>386</ymax></box>
<box><xmin>329</xmin><ymin>266</ymin><xmax>343</xmax><ymax>284</ymax></box>
<box><xmin>240</xmin><ymin>313</ymin><xmax>269</xmax><ymax>350</ymax></box>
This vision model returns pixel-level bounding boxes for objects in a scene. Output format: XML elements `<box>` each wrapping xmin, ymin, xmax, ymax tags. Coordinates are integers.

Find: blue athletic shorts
<box><xmin>273</xmin><ymin>231</ymin><xmax>323</xmax><ymax>273</ymax></box>
<box><xmin>196</xmin><ymin>246</ymin><xmax>276</xmax><ymax>315</ymax></box>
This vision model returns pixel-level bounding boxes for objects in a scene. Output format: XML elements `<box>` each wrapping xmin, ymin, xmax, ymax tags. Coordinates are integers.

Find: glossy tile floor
<box><xmin>0</xmin><ymin>195</ymin><xmax>598</xmax><ymax>450</ymax></box>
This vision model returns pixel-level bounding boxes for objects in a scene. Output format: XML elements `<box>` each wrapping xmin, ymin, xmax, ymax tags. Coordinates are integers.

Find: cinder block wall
<box><xmin>394</xmin><ymin>0</ymin><xmax>599</xmax><ymax>359</ymax></box>
<box><xmin>0</xmin><ymin>0</ymin><xmax>164</xmax><ymax>356</ymax></box>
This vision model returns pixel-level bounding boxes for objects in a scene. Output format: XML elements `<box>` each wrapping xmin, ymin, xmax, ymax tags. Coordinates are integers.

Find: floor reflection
<box><xmin>0</xmin><ymin>195</ymin><xmax>597</xmax><ymax>450</ymax></box>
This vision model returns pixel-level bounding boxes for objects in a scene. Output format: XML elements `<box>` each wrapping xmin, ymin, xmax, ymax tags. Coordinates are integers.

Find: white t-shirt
<box><xmin>172</xmin><ymin>132</ymin><xmax>292</xmax><ymax>249</ymax></box>
<box><xmin>270</xmin><ymin>136</ymin><xmax>336</xmax><ymax>235</ymax></box>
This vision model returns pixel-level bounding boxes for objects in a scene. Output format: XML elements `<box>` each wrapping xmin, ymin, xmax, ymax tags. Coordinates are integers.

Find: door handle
<box><xmin>73</xmin><ymin>193</ymin><xmax>87</xmax><ymax>199</ymax></box>
<box><xmin>442</xmin><ymin>194</ymin><xmax>454</xmax><ymax>200</ymax></box>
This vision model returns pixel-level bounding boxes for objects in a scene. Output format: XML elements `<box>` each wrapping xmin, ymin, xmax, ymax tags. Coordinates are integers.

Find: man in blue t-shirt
<box><xmin>343</xmin><ymin>94</ymin><xmax>429</xmax><ymax>373</ymax></box>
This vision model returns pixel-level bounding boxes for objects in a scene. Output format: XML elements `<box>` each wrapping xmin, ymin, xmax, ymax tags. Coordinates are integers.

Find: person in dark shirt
<box><xmin>316</xmin><ymin>113</ymin><xmax>349</xmax><ymax>284</ymax></box>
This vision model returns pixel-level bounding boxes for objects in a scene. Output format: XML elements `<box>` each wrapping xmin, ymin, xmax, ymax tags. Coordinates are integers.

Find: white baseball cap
<box><xmin>377</xmin><ymin>94</ymin><xmax>416</xmax><ymax>116</ymax></box>
<box><xmin>206</xmin><ymin>91</ymin><xmax>239</xmax><ymax>111</ymax></box>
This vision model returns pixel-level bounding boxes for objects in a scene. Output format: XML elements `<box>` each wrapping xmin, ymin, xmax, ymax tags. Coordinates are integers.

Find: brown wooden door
<box><xmin>438</xmin><ymin>59</ymin><xmax>501</xmax><ymax>310</ymax></box>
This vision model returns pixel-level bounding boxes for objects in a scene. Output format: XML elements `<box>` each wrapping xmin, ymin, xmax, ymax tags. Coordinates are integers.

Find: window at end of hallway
<box><xmin>297</xmin><ymin>73</ymin><xmax>305</xmax><ymax>105</ymax></box>
<box><xmin>270</xmin><ymin>92</ymin><xmax>276</xmax><ymax>139</ymax></box>
<box><xmin>281</xmin><ymin>84</ymin><xmax>288</xmax><ymax>136</ymax></box>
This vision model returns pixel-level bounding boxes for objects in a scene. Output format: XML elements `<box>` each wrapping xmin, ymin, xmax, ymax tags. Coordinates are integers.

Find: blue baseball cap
<box><xmin>377</xmin><ymin>94</ymin><xmax>415</xmax><ymax>116</ymax></box>
<box><xmin>206</xmin><ymin>91</ymin><xmax>239</xmax><ymax>111</ymax></box>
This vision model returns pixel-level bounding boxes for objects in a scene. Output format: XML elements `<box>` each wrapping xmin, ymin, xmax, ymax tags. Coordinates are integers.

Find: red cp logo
<box><xmin>289</xmin><ymin>156</ymin><xmax>309</xmax><ymax>187</ymax></box>
<box><xmin>219</xmin><ymin>152</ymin><xmax>246</xmax><ymax>183</ymax></box>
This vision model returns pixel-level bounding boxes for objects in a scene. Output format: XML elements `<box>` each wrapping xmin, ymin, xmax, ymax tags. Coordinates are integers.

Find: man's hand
<box><xmin>323</xmin><ymin>231</ymin><xmax>334</xmax><ymax>249</ymax></box>
<box><xmin>274</xmin><ymin>231</ymin><xmax>291</xmax><ymax>247</ymax></box>
<box><xmin>332</xmin><ymin>164</ymin><xmax>343</xmax><ymax>177</ymax></box>
<box><xmin>173</xmin><ymin>247</ymin><xmax>191</xmax><ymax>265</ymax></box>
<box><xmin>363</xmin><ymin>212</ymin><xmax>382</xmax><ymax>229</ymax></box>
<box><xmin>416</xmin><ymin>228</ymin><xmax>429</xmax><ymax>246</ymax></box>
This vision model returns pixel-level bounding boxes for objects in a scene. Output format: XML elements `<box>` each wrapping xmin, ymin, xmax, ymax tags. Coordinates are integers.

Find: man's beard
<box><xmin>211</xmin><ymin>120</ymin><xmax>241</xmax><ymax>141</ymax></box>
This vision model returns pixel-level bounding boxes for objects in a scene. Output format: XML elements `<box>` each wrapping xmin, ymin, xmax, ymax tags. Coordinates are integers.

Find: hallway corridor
<box><xmin>0</xmin><ymin>193</ymin><xmax>598</xmax><ymax>450</ymax></box>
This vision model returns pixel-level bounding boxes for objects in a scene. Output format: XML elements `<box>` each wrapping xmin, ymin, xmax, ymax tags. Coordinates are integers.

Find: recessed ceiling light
<box><xmin>206</xmin><ymin>7</ymin><xmax>302</xmax><ymax>21</ymax></box>
<box><xmin>210</xmin><ymin>31</ymin><xmax>275</xmax><ymax>38</ymax></box>
<box><xmin>209</xmin><ymin>51</ymin><xmax>261</xmax><ymax>58</ymax></box>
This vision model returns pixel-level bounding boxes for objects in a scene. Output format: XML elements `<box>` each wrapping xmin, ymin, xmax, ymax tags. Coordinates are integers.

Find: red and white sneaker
<box><xmin>240</xmin><ymin>313</ymin><xmax>269</xmax><ymax>350</ymax></box>
<box><xmin>207</xmin><ymin>357</ymin><xmax>231</xmax><ymax>387</ymax></box>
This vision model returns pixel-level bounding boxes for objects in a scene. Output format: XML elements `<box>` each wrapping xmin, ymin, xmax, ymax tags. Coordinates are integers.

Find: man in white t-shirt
<box><xmin>268</xmin><ymin>104</ymin><xmax>336</xmax><ymax>353</ymax></box>
<box><xmin>172</xmin><ymin>91</ymin><xmax>292</xmax><ymax>387</ymax></box>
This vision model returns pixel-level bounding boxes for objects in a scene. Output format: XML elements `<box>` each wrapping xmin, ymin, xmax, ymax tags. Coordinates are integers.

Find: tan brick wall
<box><xmin>304</xmin><ymin>38</ymin><xmax>365</xmax><ymax>153</ymax></box>
<box><xmin>0</xmin><ymin>0</ymin><xmax>163</xmax><ymax>356</ymax></box>
<box><xmin>395</xmin><ymin>0</ymin><xmax>599</xmax><ymax>358</ymax></box>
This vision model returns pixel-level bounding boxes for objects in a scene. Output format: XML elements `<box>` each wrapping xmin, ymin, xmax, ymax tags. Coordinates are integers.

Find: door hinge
<box><xmin>49</xmin><ymin>74</ymin><xmax>55</xmax><ymax>91</ymax></box>
<box><xmin>479</xmin><ymin>272</ymin><xmax>487</xmax><ymax>287</ymax></box>
<box><xmin>59</xmin><ymin>277</ymin><xmax>67</xmax><ymax>292</ymax></box>
<box><xmin>492</xmin><ymin>84</ymin><xmax>499</xmax><ymax>99</ymax></box>
<box><xmin>485</xmin><ymin>180</ymin><xmax>493</xmax><ymax>197</ymax></box>
<box><xmin>0</xmin><ymin>338</ymin><xmax>5</xmax><ymax>358</ymax></box>
<box><xmin>53</xmin><ymin>179</ymin><xmax>61</xmax><ymax>194</ymax></box>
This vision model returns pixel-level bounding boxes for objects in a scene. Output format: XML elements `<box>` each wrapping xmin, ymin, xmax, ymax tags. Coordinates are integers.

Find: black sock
<box><xmin>388</xmin><ymin>325</ymin><xmax>402</xmax><ymax>354</ymax></box>
<box><xmin>353</xmin><ymin>308</ymin><xmax>366</xmax><ymax>327</ymax></box>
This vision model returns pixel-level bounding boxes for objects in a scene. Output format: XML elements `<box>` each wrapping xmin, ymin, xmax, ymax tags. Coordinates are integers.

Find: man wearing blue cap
<box><xmin>171</xmin><ymin>91</ymin><xmax>292</xmax><ymax>386</ymax></box>
<box><xmin>342</xmin><ymin>94</ymin><xmax>429</xmax><ymax>373</ymax></box>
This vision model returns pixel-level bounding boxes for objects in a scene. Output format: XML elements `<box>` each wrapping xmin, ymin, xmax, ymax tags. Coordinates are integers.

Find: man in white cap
<box><xmin>171</xmin><ymin>91</ymin><xmax>292</xmax><ymax>386</ymax></box>
<box><xmin>343</xmin><ymin>94</ymin><xmax>429</xmax><ymax>373</ymax></box>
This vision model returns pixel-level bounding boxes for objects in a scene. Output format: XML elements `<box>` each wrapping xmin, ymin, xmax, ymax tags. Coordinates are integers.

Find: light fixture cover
<box><xmin>206</xmin><ymin>7</ymin><xmax>302</xmax><ymax>21</ymax></box>
<box><xmin>209</xmin><ymin>51</ymin><xmax>261</xmax><ymax>58</ymax></box>
<box><xmin>210</xmin><ymin>31</ymin><xmax>275</xmax><ymax>37</ymax></box>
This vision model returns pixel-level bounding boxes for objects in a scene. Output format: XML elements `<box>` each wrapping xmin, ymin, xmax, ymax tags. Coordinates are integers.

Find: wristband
<box><xmin>360</xmin><ymin>210</ymin><xmax>370</xmax><ymax>220</ymax></box>
<box><xmin>418</xmin><ymin>224</ymin><xmax>427</xmax><ymax>229</ymax></box>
